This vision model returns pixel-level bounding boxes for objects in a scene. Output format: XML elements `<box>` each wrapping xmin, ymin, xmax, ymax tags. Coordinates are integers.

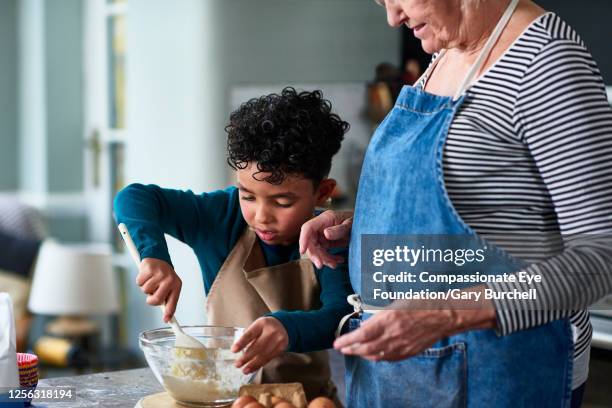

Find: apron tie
<box><xmin>335</xmin><ymin>294</ymin><xmax>385</xmax><ymax>338</ymax></box>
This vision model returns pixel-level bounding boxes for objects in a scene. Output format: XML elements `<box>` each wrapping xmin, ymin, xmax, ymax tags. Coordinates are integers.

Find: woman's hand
<box><xmin>137</xmin><ymin>258</ymin><xmax>182</xmax><ymax>322</ymax></box>
<box><xmin>334</xmin><ymin>308</ymin><xmax>456</xmax><ymax>361</ymax></box>
<box><xmin>299</xmin><ymin>210</ymin><xmax>354</xmax><ymax>269</ymax></box>
<box><xmin>334</xmin><ymin>288</ymin><xmax>497</xmax><ymax>361</ymax></box>
<box><xmin>231</xmin><ymin>317</ymin><xmax>289</xmax><ymax>375</ymax></box>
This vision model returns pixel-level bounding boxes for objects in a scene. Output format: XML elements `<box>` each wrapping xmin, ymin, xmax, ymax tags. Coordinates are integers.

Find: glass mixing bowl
<box><xmin>139</xmin><ymin>326</ymin><xmax>256</xmax><ymax>407</ymax></box>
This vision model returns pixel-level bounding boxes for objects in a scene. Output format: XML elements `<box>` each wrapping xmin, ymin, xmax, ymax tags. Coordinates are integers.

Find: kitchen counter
<box><xmin>32</xmin><ymin>368</ymin><xmax>163</xmax><ymax>408</ymax></box>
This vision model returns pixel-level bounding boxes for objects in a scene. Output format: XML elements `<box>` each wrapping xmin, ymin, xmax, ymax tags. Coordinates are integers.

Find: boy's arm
<box><xmin>269</xmin><ymin>248</ymin><xmax>354</xmax><ymax>353</ymax></box>
<box><xmin>113</xmin><ymin>183</ymin><xmax>241</xmax><ymax>265</ymax></box>
<box><xmin>113</xmin><ymin>184</ymin><xmax>244</xmax><ymax>320</ymax></box>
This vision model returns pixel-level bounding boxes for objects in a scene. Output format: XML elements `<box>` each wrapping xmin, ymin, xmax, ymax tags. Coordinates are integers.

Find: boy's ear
<box><xmin>315</xmin><ymin>178</ymin><xmax>337</xmax><ymax>206</ymax></box>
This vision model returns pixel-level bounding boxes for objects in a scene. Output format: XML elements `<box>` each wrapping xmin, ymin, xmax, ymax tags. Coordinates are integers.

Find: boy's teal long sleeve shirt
<box><xmin>113</xmin><ymin>183</ymin><xmax>354</xmax><ymax>353</ymax></box>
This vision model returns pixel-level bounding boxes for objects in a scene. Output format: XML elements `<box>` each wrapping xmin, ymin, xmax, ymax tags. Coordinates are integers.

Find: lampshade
<box><xmin>28</xmin><ymin>241</ymin><xmax>119</xmax><ymax>315</ymax></box>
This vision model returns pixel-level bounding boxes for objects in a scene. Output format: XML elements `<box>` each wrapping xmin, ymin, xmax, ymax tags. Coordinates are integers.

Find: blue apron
<box><xmin>344</xmin><ymin>1</ymin><xmax>573</xmax><ymax>407</ymax></box>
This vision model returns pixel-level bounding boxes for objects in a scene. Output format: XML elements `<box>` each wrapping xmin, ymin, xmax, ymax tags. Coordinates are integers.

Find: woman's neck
<box><xmin>448</xmin><ymin>0</ymin><xmax>544</xmax><ymax>62</ymax></box>
<box><xmin>423</xmin><ymin>0</ymin><xmax>544</xmax><ymax>97</ymax></box>
<box><xmin>455</xmin><ymin>0</ymin><xmax>512</xmax><ymax>55</ymax></box>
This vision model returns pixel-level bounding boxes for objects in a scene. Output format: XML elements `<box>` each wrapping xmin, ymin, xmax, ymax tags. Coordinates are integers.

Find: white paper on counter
<box><xmin>0</xmin><ymin>292</ymin><xmax>19</xmax><ymax>388</ymax></box>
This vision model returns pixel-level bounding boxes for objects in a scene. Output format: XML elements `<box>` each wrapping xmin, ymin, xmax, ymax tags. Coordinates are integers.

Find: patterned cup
<box><xmin>17</xmin><ymin>353</ymin><xmax>39</xmax><ymax>407</ymax></box>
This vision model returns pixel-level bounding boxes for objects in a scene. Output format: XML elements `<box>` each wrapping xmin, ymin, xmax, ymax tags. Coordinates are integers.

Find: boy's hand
<box><xmin>299</xmin><ymin>210</ymin><xmax>353</xmax><ymax>269</ymax></box>
<box><xmin>137</xmin><ymin>258</ymin><xmax>182</xmax><ymax>323</ymax></box>
<box><xmin>231</xmin><ymin>317</ymin><xmax>288</xmax><ymax>375</ymax></box>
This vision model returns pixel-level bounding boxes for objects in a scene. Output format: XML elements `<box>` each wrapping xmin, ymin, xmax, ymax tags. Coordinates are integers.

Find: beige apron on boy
<box><xmin>206</xmin><ymin>228</ymin><xmax>339</xmax><ymax>403</ymax></box>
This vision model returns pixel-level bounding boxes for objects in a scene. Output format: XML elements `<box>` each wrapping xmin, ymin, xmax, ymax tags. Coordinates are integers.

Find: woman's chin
<box><xmin>420</xmin><ymin>39</ymin><xmax>443</xmax><ymax>55</ymax></box>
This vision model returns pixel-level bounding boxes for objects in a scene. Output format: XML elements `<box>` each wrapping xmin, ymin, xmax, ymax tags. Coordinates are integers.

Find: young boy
<box><xmin>113</xmin><ymin>87</ymin><xmax>352</xmax><ymax>402</ymax></box>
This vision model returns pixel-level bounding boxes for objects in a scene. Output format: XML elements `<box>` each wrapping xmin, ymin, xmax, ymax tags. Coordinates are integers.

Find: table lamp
<box><xmin>28</xmin><ymin>241</ymin><xmax>119</xmax><ymax>337</ymax></box>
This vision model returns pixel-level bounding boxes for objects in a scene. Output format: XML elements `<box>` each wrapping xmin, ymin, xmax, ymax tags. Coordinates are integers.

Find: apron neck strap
<box><xmin>416</xmin><ymin>0</ymin><xmax>519</xmax><ymax>101</ymax></box>
<box><xmin>453</xmin><ymin>0</ymin><xmax>519</xmax><ymax>101</ymax></box>
<box><xmin>415</xmin><ymin>49</ymin><xmax>447</xmax><ymax>89</ymax></box>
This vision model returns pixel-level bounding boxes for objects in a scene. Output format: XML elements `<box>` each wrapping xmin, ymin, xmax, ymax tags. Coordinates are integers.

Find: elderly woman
<box><xmin>300</xmin><ymin>0</ymin><xmax>612</xmax><ymax>407</ymax></box>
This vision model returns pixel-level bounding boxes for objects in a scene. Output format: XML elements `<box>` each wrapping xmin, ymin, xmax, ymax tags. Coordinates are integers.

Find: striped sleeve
<box><xmin>487</xmin><ymin>38</ymin><xmax>612</xmax><ymax>336</ymax></box>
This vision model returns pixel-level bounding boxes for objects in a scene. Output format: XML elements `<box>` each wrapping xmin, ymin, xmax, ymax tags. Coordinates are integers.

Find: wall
<box><xmin>217</xmin><ymin>0</ymin><xmax>396</xmax><ymax>83</ymax></box>
<box><xmin>45</xmin><ymin>0</ymin><xmax>84</xmax><ymax>192</ymax></box>
<box><xmin>0</xmin><ymin>0</ymin><xmax>18</xmax><ymax>191</ymax></box>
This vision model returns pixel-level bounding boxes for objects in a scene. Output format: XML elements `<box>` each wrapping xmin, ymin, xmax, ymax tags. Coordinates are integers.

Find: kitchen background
<box><xmin>0</xmin><ymin>0</ymin><xmax>611</xmax><ymax>406</ymax></box>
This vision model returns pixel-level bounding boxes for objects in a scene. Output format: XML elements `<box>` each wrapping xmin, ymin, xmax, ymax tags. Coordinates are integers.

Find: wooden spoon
<box><xmin>118</xmin><ymin>223</ymin><xmax>206</xmax><ymax>350</ymax></box>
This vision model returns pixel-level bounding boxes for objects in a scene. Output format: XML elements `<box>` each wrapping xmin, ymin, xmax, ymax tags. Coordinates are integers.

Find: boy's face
<box><xmin>236</xmin><ymin>163</ymin><xmax>335</xmax><ymax>246</ymax></box>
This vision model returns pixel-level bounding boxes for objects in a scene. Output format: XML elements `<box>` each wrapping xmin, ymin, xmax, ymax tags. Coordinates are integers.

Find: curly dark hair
<box><xmin>226</xmin><ymin>87</ymin><xmax>349</xmax><ymax>185</ymax></box>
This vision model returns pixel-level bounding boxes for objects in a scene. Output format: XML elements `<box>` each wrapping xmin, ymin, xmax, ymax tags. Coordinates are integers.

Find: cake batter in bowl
<box><xmin>139</xmin><ymin>326</ymin><xmax>256</xmax><ymax>407</ymax></box>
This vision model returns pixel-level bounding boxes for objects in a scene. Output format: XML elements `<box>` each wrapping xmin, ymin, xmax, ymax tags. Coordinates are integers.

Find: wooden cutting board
<box><xmin>135</xmin><ymin>392</ymin><xmax>182</xmax><ymax>408</ymax></box>
<box><xmin>134</xmin><ymin>392</ymin><xmax>232</xmax><ymax>408</ymax></box>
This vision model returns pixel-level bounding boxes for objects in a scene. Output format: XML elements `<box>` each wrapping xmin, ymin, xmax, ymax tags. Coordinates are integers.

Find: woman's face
<box><xmin>378</xmin><ymin>0</ymin><xmax>463</xmax><ymax>53</ymax></box>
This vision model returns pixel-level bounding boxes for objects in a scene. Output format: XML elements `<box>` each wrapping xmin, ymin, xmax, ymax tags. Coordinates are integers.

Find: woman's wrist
<box><xmin>447</xmin><ymin>286</ymin><xmax>498</xmax><ymax>335</ymax></box>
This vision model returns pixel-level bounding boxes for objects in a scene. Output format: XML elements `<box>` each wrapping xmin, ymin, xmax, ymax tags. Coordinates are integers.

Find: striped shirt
<box><xmin>419</xmin><ymin>13</ymin><xmax>612</xmax><ymax>388</ymax></box>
